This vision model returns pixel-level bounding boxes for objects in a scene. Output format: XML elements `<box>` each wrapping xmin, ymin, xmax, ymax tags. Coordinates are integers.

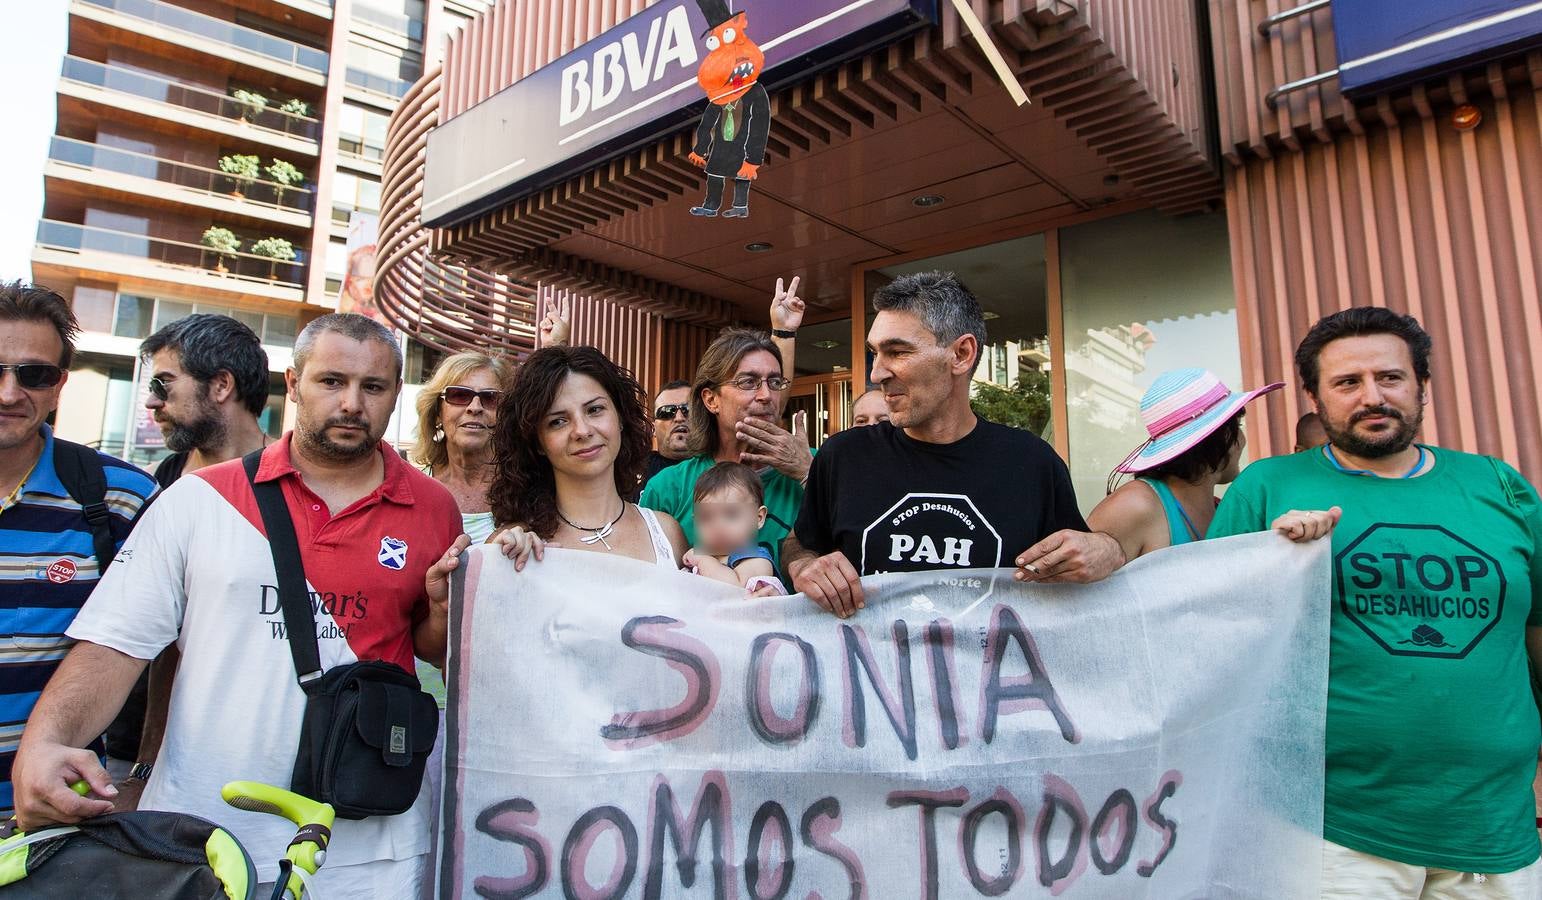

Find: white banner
<box><xmin>438</xmin><ymin>532</ymin><xmax>1330</xmax><ymax>899</ymax></box>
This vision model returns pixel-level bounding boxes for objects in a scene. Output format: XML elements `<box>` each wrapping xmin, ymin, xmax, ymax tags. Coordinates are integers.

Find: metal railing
<box><xmin>1257</xmin><ymin>0</ymin><xmax>1340</xmax><ymax>109</ymax></box>
<box><xmin>49</xmin><ymin>136</ymin><xmax>316</xmax><ymax>213</ymax></box>
<box><xmin>345</xmin><ymin>67</ymin><xmax>414</xmax><ymax>99</ymax></box>
<box><xmin>60</xmin><ymin>56</ymin><xmax>320</xmax><ymax>141</ymax></box>
<box><xmin>36</xmin><ymin>219</ymin><xmax>308</xmax><ymax>288</ymax></box>
<box><xmin>77</xmin><ymin>0</ymin><xmax>329</xmax><ymax>73</ymax></box>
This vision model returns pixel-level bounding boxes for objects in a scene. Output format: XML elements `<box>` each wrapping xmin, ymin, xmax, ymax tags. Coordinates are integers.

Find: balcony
<box><xmin>60</xmin><ymin>55</ymin><xmax>322</xmax><ymax>152</ymax></box>
<box><xmin>47</xmin><ymin>137</ymin><xmax>315</xmax><ymax>230</ymax></box>
<box><xmin>349</xmin><ymin>4</ymin><xmax>422</xmax><ymax>40</ymax></box>
<box><xmin>345</xmin><ymin>67</ymin><xmax>412</xmax><ymax>101</ymax></box>
<box><xmin>73</xmin><ymin>0</ymin><xmax>329</xmax><ymax>83</ymax></box>
<box><xmin>34</xmin><ymin>219</ymin><xmax>307</xmax><ymax>304</ymax></box>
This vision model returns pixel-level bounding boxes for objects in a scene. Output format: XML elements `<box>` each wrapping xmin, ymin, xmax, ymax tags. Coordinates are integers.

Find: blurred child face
<box><xmin>693</xmin><ymin>484</ymin><xmax>767</xmax><ymax>555</ymax></box>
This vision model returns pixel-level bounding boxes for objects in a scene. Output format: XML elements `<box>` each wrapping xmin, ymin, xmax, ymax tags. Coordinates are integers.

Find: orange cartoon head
<box><xmin>696</xmin><ymin>10</ymin><xmax>764</xmax><ymax>105</ymax></box>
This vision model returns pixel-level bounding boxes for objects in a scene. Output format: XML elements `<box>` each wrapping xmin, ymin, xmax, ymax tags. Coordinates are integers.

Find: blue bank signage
<box><xmin>1331</xmin><ymin>0</ymin><xmax>1542</xmax><ymax>95</ymax></box>
<box><xmin>423</xmin><ymin>0</ymin><xmax>935</xmax><ymax>229</ymax></box>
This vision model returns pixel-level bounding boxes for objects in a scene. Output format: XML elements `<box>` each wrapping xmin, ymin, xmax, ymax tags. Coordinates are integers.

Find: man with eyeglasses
<box><xmin>0</xmin><ymin>281</ymin><xmax>158</xmax><ymax>817</ymax></box>
<box><xmin>643</xmin><ymin>380</ymin><xmax>693</xmax><ymax>490</ymax></box>
<box><xmin>100</xmin><ymin>313</ymin><xmax>275</xmax><ymax>811</ymax></box>
<box><xmin>640</xmin><ymin>333</ymin><xmax>810</xmax><ymax>575</ymax></box>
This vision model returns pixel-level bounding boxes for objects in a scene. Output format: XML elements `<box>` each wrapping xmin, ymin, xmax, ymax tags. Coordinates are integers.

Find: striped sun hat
<box><xmin>1114</xmin><ymin>368</ymin><xmax>1283</xmax><ymax>473</ymax></box>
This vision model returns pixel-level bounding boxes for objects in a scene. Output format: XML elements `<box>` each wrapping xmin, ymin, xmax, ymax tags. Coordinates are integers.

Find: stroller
<box><xmin>0</xmin><ymin>781</ymin><xmax>335</xmax><ymax>900</ymax></box>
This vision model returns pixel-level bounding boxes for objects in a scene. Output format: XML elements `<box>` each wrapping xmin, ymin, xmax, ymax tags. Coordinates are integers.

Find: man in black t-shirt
<box><xmin>784</xmin><ymin>271</ymin><xmax>1126</xmax><ymax>617</ymax></box>
<box><xmin>641</xmin><ymin>380</ymin><xmax>692</xmax><ymax>489</ymax></box>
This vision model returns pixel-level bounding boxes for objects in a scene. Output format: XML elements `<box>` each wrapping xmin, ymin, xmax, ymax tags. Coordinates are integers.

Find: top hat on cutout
<box><xmin>694</xmin><ymin>0</ymin><xmax>738</xmax><ymax>36</ymax></box>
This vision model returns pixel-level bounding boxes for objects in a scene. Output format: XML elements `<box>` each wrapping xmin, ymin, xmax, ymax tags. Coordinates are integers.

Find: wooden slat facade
<box><xmin>1210</xmin><ymin>1</ymin><xmax>1542</xmax><ymax>480</ymax></box>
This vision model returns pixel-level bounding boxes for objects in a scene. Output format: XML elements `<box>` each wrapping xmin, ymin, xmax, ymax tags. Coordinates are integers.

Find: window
<box><xmin>101</xmin><ymin>293</ymin><xmax>299</xmax><ymax>350</ymax></box>
<box><xmin>113</xmin><ymin>295</ymin><xmax>154</xmax><ymax>338</ymax></box>
<box><xmin>338</xmin><ymin>103</ymin><xmax>390</xmax><ymax>161</ymax></box>
<box><xmin>344</xmin><ymin>41</ymin><xmax>422</xmax><ymax>97</ymax></box>
<box><xmin>332</xmin><ymin>172</ymin><xmax>382</xmax><ymax>222</ymax></box>
<box><xmin>1061</xmin><ymin>209</ymin><xmax>1241</xmax><ymax>515</ymax></box>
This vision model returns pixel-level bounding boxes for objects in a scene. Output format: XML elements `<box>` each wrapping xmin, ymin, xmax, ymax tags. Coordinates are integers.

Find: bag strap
<box><xmin>243</xmin><ymin>450</ymin><xmax>324</xmax><ymax>692</ymax></box>
<box><xmin>52</xmin><ymin>438</ymin><xmax>118</xmax><ymax>576</ymax></box>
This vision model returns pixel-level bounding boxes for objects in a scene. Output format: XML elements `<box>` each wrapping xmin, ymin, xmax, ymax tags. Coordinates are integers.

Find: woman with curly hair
<box><xmin>488</xmin><ymin>346</ymin><xmax>688</xmax><ymax>569</ymax></box>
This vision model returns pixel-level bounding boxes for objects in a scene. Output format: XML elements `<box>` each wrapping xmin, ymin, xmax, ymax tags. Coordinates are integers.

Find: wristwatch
<box><xmin>771</xmin><ymin>328</ymin><xmax>797</xmax><ymax>339</ymax></box>
<box><xmin>128</xmin><ymin>762</ymin><xmax>154</xmax><ymax>782</ymax></box>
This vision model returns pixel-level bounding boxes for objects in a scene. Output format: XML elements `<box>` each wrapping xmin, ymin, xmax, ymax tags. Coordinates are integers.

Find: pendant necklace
<box><xmin>557</xmin><ymin>503</ymin><xmax>627</xmax><ymax>550</ymax></box>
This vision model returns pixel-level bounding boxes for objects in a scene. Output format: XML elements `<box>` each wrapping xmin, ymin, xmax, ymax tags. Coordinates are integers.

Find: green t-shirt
<box><xmin>639</xmin><ymin>455</ymin><xmax>803</xmax><ymax>573</ymax></box>
<box><xmin>1210</xmin><ymin>446</ymin><xmax>1542</xmax><ymax>872</ymax></box>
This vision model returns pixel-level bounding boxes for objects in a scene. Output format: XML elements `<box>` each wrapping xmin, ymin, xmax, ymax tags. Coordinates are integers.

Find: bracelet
<box><xmin>771</xmin><ymin>328</ymin><xmax>797</xmax><ymax>339</ymax></box>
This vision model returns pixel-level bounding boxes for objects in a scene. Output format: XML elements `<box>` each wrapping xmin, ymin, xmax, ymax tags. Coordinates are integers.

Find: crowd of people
<box><xmin>1</xmin><ymin>269</ymin><xmax>1539</xmax><ymax>898</ymax></box>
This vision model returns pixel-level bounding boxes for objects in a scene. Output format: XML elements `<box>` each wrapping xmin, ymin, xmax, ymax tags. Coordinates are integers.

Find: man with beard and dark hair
<box><xmin>1211</xmin><ymin>306</ymin><xmax>1542</xmax><ymax>894</ymax></box>
<box><xmin>13</xmin><ymin>313</ymin><xmax>464</xmax><ymax>898</ymax></box>
<box><xmin>102</xmin><ymin>314</ymin><xmax>274</xmax><ymax>806</ymax></box>
<box><xmin>139</xmin><ymin>313</ymin><xmax>271</xmax><ymax>486</ymax></box>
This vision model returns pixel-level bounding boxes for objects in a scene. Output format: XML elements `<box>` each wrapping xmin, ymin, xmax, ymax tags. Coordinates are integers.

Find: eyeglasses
<box><xmin>654</xmin><ymin>403</ymin><xmax>690</xmax><ymax>420</ymax></box>
<box><xmin>441</xmin><ymin>386</ymin><xmax>503</xmax><ymax>407</ymax></box>
<box><xmin>147</xmin><ymin>375</ymin><xmax>180</xmax><ymax>402</ymax></box>
<box><xmin>0</xmin><ymin>364</ymin><xmax>65</xmax><ymax>390</ymax></box>
<box><xmin>722</xmin><ymin>375</ymin><xmax>791</xmax><ymax>393</ymax></box>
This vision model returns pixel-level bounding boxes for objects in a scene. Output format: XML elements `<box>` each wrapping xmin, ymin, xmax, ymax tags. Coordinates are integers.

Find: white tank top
<box><xmin>636</xmin><ymin>506</ymin><xmax>678</xmax><ymax>568</ymax></box>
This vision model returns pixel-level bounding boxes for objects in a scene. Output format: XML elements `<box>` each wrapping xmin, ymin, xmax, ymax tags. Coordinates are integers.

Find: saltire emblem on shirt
<box><xmin>378</xmin><ymin>536</ymin><xmax>408</xmax><ymax>570</ymax></box>
<box><xmin>45</xmin><ymin>559</ymin><xmax>78</xmax><ymax>584</ymax></box>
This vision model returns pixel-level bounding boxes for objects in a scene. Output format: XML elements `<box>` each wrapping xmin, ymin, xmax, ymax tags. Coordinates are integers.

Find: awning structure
<box><xmin>378</xmin><ymin>0</ymin><xmax>1222</xmax><ymax>356</ymax></box>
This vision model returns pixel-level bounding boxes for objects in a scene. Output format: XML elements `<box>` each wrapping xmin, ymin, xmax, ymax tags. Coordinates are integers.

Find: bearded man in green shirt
<box><xmin>1211</xmin><ymin>307</ymin><xmax>1542</xmax><ymax>897</ymax></box>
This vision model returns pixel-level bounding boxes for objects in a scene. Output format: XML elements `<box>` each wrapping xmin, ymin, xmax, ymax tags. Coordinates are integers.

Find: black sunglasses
<box><xmin>147</xmin><ymin>375</ymin><xmax>180</xmax><ymax>401</ymax></box>
<box><xmin>441</xmin><ymin>386</ymin><xmax>503</xmax><ymax>407</ymax></box>
<box><xmin>1</xmin><ymin>363</ymin><xmax>65</xmax><ymax>390</ymax></box>
<box><xmin>654</xmin><ymin>403</ymin><xmax>690</xmax><ymax>420</ymax></box>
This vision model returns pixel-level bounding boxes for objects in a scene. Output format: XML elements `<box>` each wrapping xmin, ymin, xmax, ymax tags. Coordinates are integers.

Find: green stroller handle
<box><xmin>221</xmin><ymin>782</ymin><xmax>335</xmax><ymax>899</ymax></box>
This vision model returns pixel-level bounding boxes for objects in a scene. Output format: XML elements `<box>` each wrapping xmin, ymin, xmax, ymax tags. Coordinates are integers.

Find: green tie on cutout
<box><xmin>722</xmin><ymin>103</ymin><xmax>737</xmax><ymax>142</ymax></box>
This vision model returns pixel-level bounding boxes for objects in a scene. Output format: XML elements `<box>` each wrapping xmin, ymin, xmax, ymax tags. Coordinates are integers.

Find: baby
<box><xmin>683</xmin><ymin>462</ymin><xmax>787</xmax><ymax>595</ymax></box>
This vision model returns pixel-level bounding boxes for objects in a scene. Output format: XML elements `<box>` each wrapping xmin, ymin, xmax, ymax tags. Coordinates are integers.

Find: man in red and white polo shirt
<box><xmin>13</xmin><ymin>313</ymin><xmax>466</xmax><ymax>898</ymax></box>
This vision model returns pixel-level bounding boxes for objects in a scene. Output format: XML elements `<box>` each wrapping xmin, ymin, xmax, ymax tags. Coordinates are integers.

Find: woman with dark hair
<box><xmin>1088</xmin><ymin>368</ymin><xmax>1281</xmax><ymax>561</ymax></box>
<box><xmin>488</xmin><ymin>346</ymin><xmax>688</xmax><ymax>568</ymax></box>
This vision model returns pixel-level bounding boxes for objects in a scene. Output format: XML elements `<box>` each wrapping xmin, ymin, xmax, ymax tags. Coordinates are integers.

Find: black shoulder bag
<box><xmin>242</xmin><ymin>450</ymin><xmax>438</xmax><ymax>820</ymax></box>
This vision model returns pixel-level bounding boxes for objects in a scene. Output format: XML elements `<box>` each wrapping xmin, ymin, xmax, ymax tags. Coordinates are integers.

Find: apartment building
<box><xmin>32</xmin><ymin>0</ymin><xmax>489</xmax><ymax>465</ymax></box>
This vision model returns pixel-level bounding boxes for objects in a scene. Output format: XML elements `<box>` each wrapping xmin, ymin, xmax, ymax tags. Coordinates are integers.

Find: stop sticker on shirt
<box><xmin>1335</xmin><ymin>522</ymin><xmax>1507</xmax><ymax>659</ymax></box>
<box><xmin>45</xmin><ymin>559</ymin><xmax>77</xmax><ymax>584</ymax></box>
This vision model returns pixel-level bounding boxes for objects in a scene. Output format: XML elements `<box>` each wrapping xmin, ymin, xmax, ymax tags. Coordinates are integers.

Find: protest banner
<box><xmin>439</xmin><ymin>532</ymin><xmax>1330</xmax><ymax>898</ymax></box>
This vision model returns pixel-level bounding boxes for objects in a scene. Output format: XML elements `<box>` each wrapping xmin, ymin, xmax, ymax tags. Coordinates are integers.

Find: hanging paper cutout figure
<box><xmin>688</xmin><ymin>0</ymin><xmax>770</xmax><ymax>219</ymax></box>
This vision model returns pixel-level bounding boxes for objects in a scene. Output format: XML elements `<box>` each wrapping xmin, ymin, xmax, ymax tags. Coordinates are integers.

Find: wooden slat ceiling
<box><xmin>426</xmin><ymin>0</ymin><xmax>1221</xmax><ymax>324</ymax></box>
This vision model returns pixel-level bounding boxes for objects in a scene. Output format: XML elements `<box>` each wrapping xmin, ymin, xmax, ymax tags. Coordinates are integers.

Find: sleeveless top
<box><xmin>1137</xmin><ymin>477</ymin><xmax>1201</xmax><ymax>547</ymax></box>
<box><xmin>636</xmin><ymin>506</ymin><xmax>679</xmax><ymax>568</ymax></box>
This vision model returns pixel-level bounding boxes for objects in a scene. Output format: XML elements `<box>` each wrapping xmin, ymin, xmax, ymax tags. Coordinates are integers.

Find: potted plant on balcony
<box><xmin>232</xmin><ymin>89</ymin><xmax>268</xmax><ymax>123</ymax></box>
<box><xmin>266</xmin><ymin>159</ymin><xmax>303</xmax><ymax>208</ymax></box>
<box><xmin>249</xmin><ymin>236</ymin><xmax>297</xmax><ymax>280</ymax></box>
<box><xmin>279</xmin><ymin>98</ymin><xmax>309</xmax><ymax>118</ymax></box>
<box><xmin>201</xmin><ymin>226</ymin><xmax>241</xmax><ymax>274</ymax></box>
<box><xmin>219</xmin><ymin>154</ymin><xmax>260</xmax><ymax>199</ymax></box>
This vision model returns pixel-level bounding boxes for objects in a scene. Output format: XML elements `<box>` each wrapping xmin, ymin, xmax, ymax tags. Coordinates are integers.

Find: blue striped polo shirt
<box><xmin>0</xmin><ymin>424</ymin><xmax>157</xmax><ymax>813</ymax></box>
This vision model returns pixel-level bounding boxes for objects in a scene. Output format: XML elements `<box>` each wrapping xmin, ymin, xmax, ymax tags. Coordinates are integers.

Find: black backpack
<box><xmin>49</xmin><ymin>438</ymin><xmax>120</xmax><ymax>575</ymax></box>
<box><xmin>0</xmin><ymin>811</ymin><xmax>258</xmax><ymax>899</ymax></box>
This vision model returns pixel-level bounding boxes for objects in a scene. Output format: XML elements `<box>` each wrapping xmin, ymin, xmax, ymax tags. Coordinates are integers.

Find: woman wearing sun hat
<box><xmin>1088</xmin><ymin>368</ymin><xmax>1282</xmax><ymax>561</ymax></box>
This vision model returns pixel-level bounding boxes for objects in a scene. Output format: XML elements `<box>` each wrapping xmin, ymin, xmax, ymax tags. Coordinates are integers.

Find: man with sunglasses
<box><xmin>643</xmin><ymin>380</ymin><xmax>693</xmax><ymax>490</ymax></box>
<box><xmin>0</xmin><ymin>281</ymin><xmax>158</xmax><ymax>817</ymax></box>
<box><xmin>100</xmin><ymin>314</ymin><xmax>274</xmax><ymax>810</ymax></box>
